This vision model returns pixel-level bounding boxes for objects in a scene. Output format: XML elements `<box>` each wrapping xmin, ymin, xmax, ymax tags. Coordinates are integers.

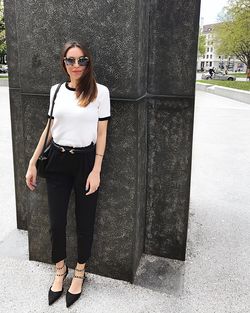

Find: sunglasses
<box><xmin>63</xmin><ymin>56</ymin><xmax>89</xmax><ymax>66</ymax></box>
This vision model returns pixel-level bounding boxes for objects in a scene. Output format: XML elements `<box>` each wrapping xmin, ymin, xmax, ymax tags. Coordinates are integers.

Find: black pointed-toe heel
<box><xmin>66</xmin><ymin>266</ymin><xmax>87</xmax><ymax>308</ymax></box>
<box><xmin>48</xmin><ymin>264</ymin><xmax>68</xmax><ymax>306</ymax></box>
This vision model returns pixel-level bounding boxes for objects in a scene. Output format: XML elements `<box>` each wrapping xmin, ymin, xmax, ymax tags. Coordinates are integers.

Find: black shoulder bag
<box><xmin>36</xmin><ymin>82</ymin><xmax>63</xmax><ymax>178</ymax></box>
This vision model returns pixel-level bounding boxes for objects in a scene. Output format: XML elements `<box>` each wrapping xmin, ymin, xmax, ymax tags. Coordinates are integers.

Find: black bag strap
<box><xmin>42</xmin><ymin>82</ymin><xmax>63</xmax><ymax>153</ymax></box>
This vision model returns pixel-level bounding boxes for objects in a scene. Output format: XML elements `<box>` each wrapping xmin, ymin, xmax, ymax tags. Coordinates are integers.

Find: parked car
<box><xmin>0</xmin><ymin>65</ymin><xmax>8</xmax><ymax>73</ymax></box>
<box><xmin>201</xmin><ymin>71</ymin><xmax>236</xmax><ymax>81</ymax></box>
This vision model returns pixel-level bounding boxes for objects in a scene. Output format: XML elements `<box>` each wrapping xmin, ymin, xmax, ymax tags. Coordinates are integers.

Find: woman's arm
<box><xmin>85</xmin><ymin>120</ymin><xmax>108</xmax><ymax>195</ymax></box>
<box><xmin>92</xmin><ymin>120</ymin><xmax>109</xmax><ymax>173</ymax></box>
<box><xmin>29</xmin><ymin>119</ymin><xmax>53</xmax><ymax>166</ymax></box>
<box><xmin>25</xmin><ymin>119</ymin><xmax>53</xmax><ymax>190</ymax></box>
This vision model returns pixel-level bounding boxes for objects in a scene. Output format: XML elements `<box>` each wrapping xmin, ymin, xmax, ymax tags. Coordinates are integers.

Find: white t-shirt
<box><xmin>48</xmin><ymin>81</ymin><xmax>111</xmax><ymax>147</ymax></box>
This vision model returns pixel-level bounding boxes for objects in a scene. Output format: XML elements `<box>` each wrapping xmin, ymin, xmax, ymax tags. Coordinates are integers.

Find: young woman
<box><xmin>25</xmin><ymin>40</ymin><xmax>111</xmax><ymax>308</ymax></box>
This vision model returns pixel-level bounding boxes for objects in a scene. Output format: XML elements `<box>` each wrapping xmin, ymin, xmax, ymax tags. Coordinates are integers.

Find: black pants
<box><xmin>45</xmin><ymin>140</ymin><xmax>99</xmax><ymax>264</ymax></box>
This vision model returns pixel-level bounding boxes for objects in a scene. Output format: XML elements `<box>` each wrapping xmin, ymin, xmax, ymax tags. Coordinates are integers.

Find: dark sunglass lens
<box><xmin>78</xmin><ymin>57</ymin><xmax>89</xmax><ymax>66</ymax></box>
<box><xmin>65</xmin><ymin>57</ymin><xmax>75</xmax><ymax>65</ymax></box>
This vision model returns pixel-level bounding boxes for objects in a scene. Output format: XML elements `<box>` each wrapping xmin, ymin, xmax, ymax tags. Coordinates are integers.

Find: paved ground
<box><xmin>0</xmin><ymin>76</ymin><xmax>9</xmax><ymax>86</ymax></box>
<box><xmin>0</xmin><ymin>86</ymin><xmax>249</xmax><ymax>312</ymax></box>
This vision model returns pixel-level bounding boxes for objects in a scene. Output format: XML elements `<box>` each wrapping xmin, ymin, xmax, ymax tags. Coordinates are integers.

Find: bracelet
<box><xmin>96</xmin><ymin>153</ymin><xmax>104</xmax><ymax>157</ymax></box>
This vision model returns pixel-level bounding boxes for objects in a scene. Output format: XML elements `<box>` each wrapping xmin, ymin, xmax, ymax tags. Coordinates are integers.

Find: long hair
<box><xmin>61</xmin><ymin>40</ymin><xmax>97</xmax><ymax>107</ymax></box>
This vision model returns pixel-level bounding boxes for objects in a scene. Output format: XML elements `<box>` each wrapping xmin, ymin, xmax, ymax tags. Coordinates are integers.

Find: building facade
<box><xmin>197</xmin><ymin>23</ymin><xmax>247</xmax><ymax>72</ymax></box>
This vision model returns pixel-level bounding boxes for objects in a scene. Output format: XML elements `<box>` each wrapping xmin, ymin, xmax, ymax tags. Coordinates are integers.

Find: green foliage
<box><xmin>213</xmin><ymin>0</ymin><xmax>250</xmax><ymax>68</ymax></box>
<box><xmin>0</xmin><ymin>0</ymin><xmax>6</xmax><ymax>56</ymax></box>
<box><xmin>198</xmin><ymin>33</ymin><xmax>206</xmax><ymax>56</ymax></box>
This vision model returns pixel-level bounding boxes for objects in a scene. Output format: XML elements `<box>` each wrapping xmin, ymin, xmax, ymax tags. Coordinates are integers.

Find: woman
<box><xmin>25</xmin><ymin>40</ymin><xmax>111</xmax><ymax>308</ymax></box>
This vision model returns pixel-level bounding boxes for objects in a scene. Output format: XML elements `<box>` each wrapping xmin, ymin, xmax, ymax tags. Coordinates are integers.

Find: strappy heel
<box><xmin>48</xmin><ymin>263</ymin><xmax>68</xmax><ymax>306</ymax></box>
<box><xmin>66</xmin><ymin>265</ymin><xmax>87</xmax><ymax>308</ymax></box>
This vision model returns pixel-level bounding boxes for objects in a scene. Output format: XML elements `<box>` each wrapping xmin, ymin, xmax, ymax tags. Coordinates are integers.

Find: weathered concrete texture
<box><xmin>4</xmin><ymin>0</ymin><xmax>24</xmax><ymax>228</ymax></box>
<box><xmin>2</xmin><ymin>0</ymin><xmax>19</xmax><ymax>89</ymax></box>
<box><xmin>144</xmin><ymin>0</ymin><xmax>200</xmax><ymax>261</ymax></box>
<box><xmin>7</xmin><ymin>0</ymin><xmax>149</xmax><ymax>97</ymax></box>
<box><xmin>9</xmin><ymin>90</ymin><xmax>28</xmax><ymax>229</ymax></box>
<box><xmin>145</xmin><ymin>98</ymin><xmax>194</xmax><ymax>260</ymax></box>
<box><xmin>84</xmin><ymin>99</ymin><xmax>147</xmax><ymax>282</ymax></box>
<box><xmin>148</xmin><ymin>0</ymin><xmax>200</xmax><ymax>96</ymax></box>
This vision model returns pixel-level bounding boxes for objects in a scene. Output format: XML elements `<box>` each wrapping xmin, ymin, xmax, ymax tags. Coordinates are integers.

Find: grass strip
<box><xmin>196</xmin><ymin>80</ymin><xmax>250</xmax><ymax>91</ymax></box>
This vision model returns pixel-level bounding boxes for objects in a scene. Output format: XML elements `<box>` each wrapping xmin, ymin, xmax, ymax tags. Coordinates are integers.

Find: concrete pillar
<box><xmin>145</xmin><ymin>0</ymin><xmax>201</xmax><ymax>261</ymax></box>
<box><xmin>4</xmin><ymin>0</ymin><xmax>201</xmax><ymax>282</ymax></box>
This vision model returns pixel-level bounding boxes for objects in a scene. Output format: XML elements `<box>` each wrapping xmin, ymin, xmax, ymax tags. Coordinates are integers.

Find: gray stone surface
<box><xmin>4</xmin><ymin>0</ymin><xmax>149</xmax><ymax>97</ymax></box>
<box><xmin>89</xmin><ymin>99</ymin><xmax>147</xmax><ymax>281</ymax></box>
<box><xmin>1</xmin><ymin>87</ymin><xmax>250</xmax><ymax>312</ymax></box>
<box><xmin>145</xmin><ymin>97</ymin><xmax>194</xmax><ymax>260</ymax></box>
<box><xmin>2</xmin><ymin>2</ymin><xmax>19</xmax><ymax>89</ymax></box>
<box><xmin>144</xmin><ymin>0</ymin><xmax>200</xmax><ymax>260</ymax></box>
<box><xmin>9</xmin><ymin>90</ymin><xmax>31</xmax><ymax>230</ymax></box>
<box><xmin>4</xmin><ymin>0</ymin><xmax>201</xmax><ymax>280</ymax></box>
<box><xmin>148</xmin><ymin>0</ymin><xmax>201</xmax><ymax>96</ymax></box>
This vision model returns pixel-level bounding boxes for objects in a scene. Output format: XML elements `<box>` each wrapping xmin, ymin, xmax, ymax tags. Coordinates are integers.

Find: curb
<box><xmin>196</xmin><ymin>82</ymin><xmax>250</xmax><ymax>104</ymax></box>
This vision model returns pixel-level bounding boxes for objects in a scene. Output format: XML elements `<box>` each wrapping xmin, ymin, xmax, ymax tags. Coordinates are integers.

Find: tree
<box><xmin>198</xmin><ymin>32</ymin><xmax>206</xmax><ymax>57</ymax></box>
<box><xmin>0</xmin><ymin>0</ymin><xmax>6</xmax><ymax>59</ymax></box>
<box><xmin>213</xmin><ymin>0</ymin><xmax>250</xmax><ymax>71</ymax></box>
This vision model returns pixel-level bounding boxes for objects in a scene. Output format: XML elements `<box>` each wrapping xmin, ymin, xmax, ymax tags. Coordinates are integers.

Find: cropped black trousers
<box><xmin>45</xmin><ymin>139</ymin><xmax>99</xmax><ymax>264</ymax></box>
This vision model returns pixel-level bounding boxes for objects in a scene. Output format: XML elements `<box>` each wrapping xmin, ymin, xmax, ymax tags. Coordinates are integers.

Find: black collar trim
<box><xmin>65</xmin><ymin>81</ymin><xmax>76</xmax><ymax>91</ymax></box>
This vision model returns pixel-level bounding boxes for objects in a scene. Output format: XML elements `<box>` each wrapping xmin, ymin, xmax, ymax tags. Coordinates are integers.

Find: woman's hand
<box><xmin>85</xmin><ymin>170</ymin><xmax>100</xmax><ymax>195</ymax></box>
<box><xmin>25</xmin><ymin>164</ymin><xmax>37</xmax><ymax>191</ymax></box>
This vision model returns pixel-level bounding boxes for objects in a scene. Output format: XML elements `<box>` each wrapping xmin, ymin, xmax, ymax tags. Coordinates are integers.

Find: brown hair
<box><xmin>61</xmin><ymin>40</ymin><xmax>97</xmax><ymax>107</ymax></box>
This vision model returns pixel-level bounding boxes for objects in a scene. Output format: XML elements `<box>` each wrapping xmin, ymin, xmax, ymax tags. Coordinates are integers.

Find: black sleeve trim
<box><xmin>98</xmin><ymin>116</ymin><xmax>111</xmax><ymax>121</ymax></box>
<box><xmin>47</xmin><ymin>115</ymin><xmax>54</xmax><ymax>119</ymax></box>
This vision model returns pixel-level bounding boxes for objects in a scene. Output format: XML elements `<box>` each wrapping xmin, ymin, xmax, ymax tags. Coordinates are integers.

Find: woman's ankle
<box><xmin>56</xmin><ymin>260</ymin><xmax>65</xmax><ymax>270</ymax></box>
<box><xmin>75</xmin><ymin>262</ymin><xmax>86</xmax><ymax>270</ymax></box>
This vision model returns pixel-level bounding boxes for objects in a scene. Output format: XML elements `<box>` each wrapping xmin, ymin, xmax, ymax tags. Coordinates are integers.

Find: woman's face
<box><xmin>64</xmin><ymin>47</ymin><xmax>87</xmax><ymax>81</ymax></box>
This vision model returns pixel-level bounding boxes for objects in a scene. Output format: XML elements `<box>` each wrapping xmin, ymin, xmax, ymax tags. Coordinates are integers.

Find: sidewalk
<box><xmin>0</xmin><ymin>87</ymin><xmax>249</xmax><ymax>312</ymax></box>
<box><xmin>0</xmin><ymin>77</ymin><xmax>8</xmax><ymax>87</ymax></box>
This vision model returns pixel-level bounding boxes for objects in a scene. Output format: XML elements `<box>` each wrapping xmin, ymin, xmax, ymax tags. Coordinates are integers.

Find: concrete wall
<box><xmin>4</xmin><ymin>0</ymin><xmax>201</xmax><ymax>282</ymax></box>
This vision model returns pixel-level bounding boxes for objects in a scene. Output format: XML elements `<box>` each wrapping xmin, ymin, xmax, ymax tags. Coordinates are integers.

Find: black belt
<box><xmin>52</xmin><ymin>140</ymin><xmax>95</xmax><ymax>154</ymax></box>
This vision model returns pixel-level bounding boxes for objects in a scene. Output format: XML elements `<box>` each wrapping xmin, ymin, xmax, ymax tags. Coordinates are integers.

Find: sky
<box><xmin>200</xmin><ymin>0</ymin><xmax>229</xmax><ymax>25</ymax></box>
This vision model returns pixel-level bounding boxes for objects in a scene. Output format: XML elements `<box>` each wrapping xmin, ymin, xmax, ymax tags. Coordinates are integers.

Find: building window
<box><xmin>219</xmin><ymin>56</ymin><xmax>221</xmax><ymax>59</ymax></box>
<box><xmin>211</xmin><ymin>47</ymin><xmax>213</xmax><ymax>52</ymax></box>
<box><xmin>206</xmin><ymin>61</ymin><xmax>209</xmax><ymax>66</ymax></box>
<box><xmin>206</xmin><ymin>55</ymin><xmax>209</xmax><ymax>59</ymax></box>
<box><xmin>210</xmin><ymin>62</ymin><xmax>212</xmax><ymax>67</ymax></box>
<box><xmin>207</xmin><ymin>47</ymin><xmax>209</xmax><ymax>52</ymax></box>
<box><xmin>210</xmin><ymin>54</ymin><xmax>212</xmax><ymax>58</ymax></box>
<box><xmin>203</xmin><ymin>55</ymin><xmax>205</xmax><ymax>59</ymax></box>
